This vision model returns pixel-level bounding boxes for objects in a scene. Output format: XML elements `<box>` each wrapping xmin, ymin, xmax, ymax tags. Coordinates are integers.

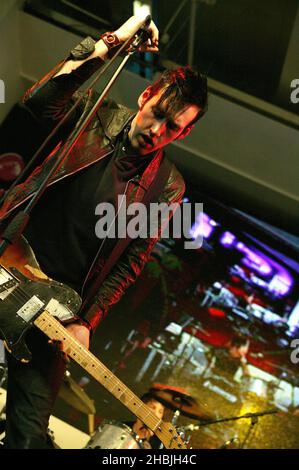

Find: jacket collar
<box><xmin>97</xmin><ymin>100</ymin><xmax>136</xmax><ymax>141</ymax></box>
<box><xmin>96</xmin><ymin>100</ymin><xmax>165</xmax><ymax>191</ymax></box>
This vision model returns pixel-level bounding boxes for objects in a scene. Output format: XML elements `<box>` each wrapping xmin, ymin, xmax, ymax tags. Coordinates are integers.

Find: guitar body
<box><xmin>0</xmin><ymin>236</ymin><xmax>82</xmax><ymax>361</ymax></box>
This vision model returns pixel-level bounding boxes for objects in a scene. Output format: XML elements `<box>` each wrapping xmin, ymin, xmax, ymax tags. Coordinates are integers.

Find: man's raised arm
<box><xmin>22</xmin><ymin>15</ymin><xmax>158</xmax><ymax>130</ymax></box>
<box><xmin>54</xmin><ymin>15</ymin><xmax>158</xmax><ymax>77</ymax></box>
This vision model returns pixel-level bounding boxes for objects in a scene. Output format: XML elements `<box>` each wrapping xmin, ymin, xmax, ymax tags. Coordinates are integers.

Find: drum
<box><xmin>85</xmin><ymin>420</ymin><xmax>143</xmax><ymax>449</ymax></box>
<box><xmin>241</xmin><ymin>376</ymin><xmax>268</xmax><ymax>400</ymax></box>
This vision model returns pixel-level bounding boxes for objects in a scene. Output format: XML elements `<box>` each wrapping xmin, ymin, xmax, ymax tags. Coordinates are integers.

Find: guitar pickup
<box><xmin>45</xmin><ymin>298</ymin><xmax>75</xmax><ymax>322</ymax></box>
<box><xmin>17</xmin><ymin>295</ymin><xmax>45</xmax><ymax>322</ymax></box>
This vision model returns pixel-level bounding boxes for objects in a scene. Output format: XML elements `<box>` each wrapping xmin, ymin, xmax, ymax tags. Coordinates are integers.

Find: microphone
<box><xmin>142</xmin><ymin>15</ymin><xmax>152</xmax><ymax>29</ymax></box>
<box><xmin>135</xmin><ymin>15</ymin><xmax>153</xmax><ymax>48</ymax></box>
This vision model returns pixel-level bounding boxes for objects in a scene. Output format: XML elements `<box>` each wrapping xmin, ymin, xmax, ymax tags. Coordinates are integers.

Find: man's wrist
<box><xmin>84</xmin><ymin>303</ymin><xmax>105</xmax><ymax>331</ymax></box>
<box><xmin>76</xmin><ymin>318</ymin><xmax>93</xmax><ymax>333</ymax></box>
<box><xmin>99</xmin><ymin>32</ymin><xmax>121</xmax><ymax>59</ymax></box>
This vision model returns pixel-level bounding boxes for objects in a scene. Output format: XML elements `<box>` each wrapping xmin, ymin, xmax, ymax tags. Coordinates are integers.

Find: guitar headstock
<box><xmin>153</xmin><ymin>421</ymin><xmax>188</xmax><ymax>449</ymax></box>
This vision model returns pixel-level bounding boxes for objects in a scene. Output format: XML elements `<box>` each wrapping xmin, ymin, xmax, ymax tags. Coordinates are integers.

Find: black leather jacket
<box><xmin>0</xmin><ymin>39</ymin><xmax>185</xmax><ymax>332</ymax></box>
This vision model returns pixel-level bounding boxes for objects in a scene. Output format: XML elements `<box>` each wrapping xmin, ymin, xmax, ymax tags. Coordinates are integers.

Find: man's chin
<box><xmin>130</xmin><ymin>138</ymin><xmax>157</xmax><ymax>155</ymax></box>
<box><xmin>137</xmin><ymin>135</ymin><xmax>156</xmax><ymax>152</ymax></box>
<box><xmin>135</xmin><ymin>147</ymin><xmax>156</xmax><ymax>156</ymax></box>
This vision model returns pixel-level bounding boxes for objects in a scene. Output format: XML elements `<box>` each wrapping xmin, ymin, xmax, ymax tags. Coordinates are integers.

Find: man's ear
<box><xmin>138</xmin><ymin>87</ymin><xmax>153</xmax><ymax>109</ymax></box>
<box><xmin>175</xmin><ymin>125</ymin><xmax>194</xmax><ymax>141</ymax></box>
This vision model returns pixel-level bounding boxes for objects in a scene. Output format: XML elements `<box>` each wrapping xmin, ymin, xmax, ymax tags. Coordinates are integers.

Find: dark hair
<box><xmin>148</xmin><ymin>66</ymin><xmax>208</xmax><ymax>127</ymax></box>
<box><xmin>141</xmin><ymin>392</ymin><xmax>164</xmax><ymax>405</ymax></box>
<box><xmin>230</xmin><ymin>334</ymin><xmax>249</xmax><ymax>349</ymax></box>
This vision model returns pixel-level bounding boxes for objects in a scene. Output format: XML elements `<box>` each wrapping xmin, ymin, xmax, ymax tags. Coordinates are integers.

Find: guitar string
<box><xmin>2</xmin><ymin>267</ymin><xmax>70</xmax><ymax>303</ymax></box>
<box><xmin>2</xmin><ymin>287</ymin><xmax>159</xmax><ymax>427</ymax></box>
<box><xmin>6</xmin><ymin>286</ymin><xmax>30</xmax><ymax>302</ymax></box>
<box><xmin>5</xmin><ymin>294</ymin><xmax>183</xmax><ymax>445</ymax></box>
<box><xmin>4</xmin><ymin>280</ymin><xmax>75</xmax><ymax>311</ymax></box>
<box><xmin>38</xmin><ymin>313</ymin><xmax>166</xmax><ymax>434</ymax></box>
<box><xmin>59</xmin><ymin>318</ymin><xmax>161</xmax><ymax>430</ymax></box>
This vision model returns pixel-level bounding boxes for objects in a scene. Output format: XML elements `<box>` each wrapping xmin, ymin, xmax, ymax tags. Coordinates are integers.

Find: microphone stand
<box><xmin>240</xmin><ymin>414</ymin><xmax>258</xmax><ymax>449</ymax></box>
<box><xmin>0</xmin><ymin>16</ymin><xmax>152</xmax><ymax>257</ymax></box>
<box><xmin>183</xmin><ymin>409</ymin><xmax>278</xmax><ymax>449</ymax></box>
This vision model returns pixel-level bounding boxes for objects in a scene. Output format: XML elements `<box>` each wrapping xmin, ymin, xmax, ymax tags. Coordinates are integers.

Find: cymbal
<box><xmin>59</xmin><ymin>373</ymin><xmax>96</xmax><ymax>415</ymax></box>
<box><xmin>150</xmin><ymin>386</ymin><xmax>212</xmax><ymax>421</ymax></box>
<box><xmin>150</xmin><ymin>383</ymin><xmax>189</xmax><ymax>395</ymax></box>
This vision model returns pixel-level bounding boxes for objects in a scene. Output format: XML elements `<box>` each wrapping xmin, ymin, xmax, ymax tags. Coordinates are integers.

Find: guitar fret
<box><xmin>34</xmin><ymin>312</ymin><xmax>185</xmax><ymax>448</ymax></box>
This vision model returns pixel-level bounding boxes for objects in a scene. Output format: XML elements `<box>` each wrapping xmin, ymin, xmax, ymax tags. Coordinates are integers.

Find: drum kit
<box><xmin>0</xmin><ymin>360</ymin><xmax>280</xmax><ymax>449</ymax></box>
<box><xmin>85</xmin><ymin>421</ymin><xmax>144</xmax><ymax>449</ymax></box>
<box><xmin>240</xmin><ymin>374</ymin><xmax>284</xmax><ymax>402</ymax></box>
<box><xmin>148</xmin><ymin>384</ymin><xmax>212</xmax><ymax>421</ymax></box>
<box><xmin>84</xmin><ymin>383</ymin><xmax>278</xmax><ymax>449</ymax></box>
<box><xmin>84</xmin><ymin>384</ymin><xmax>216</xmax><ymax>449</ymax></box>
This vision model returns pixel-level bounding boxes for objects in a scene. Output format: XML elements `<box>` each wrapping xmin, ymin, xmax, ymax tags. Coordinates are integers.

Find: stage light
<box><xmin>190</xmin><ymin>212</ymin><xmax>216</xmax><ymax>240</ymax></box>
<box><xmin>220</xmin><ymin>231</ymin><xmax>236</xmax><ymax>247</ymax></box>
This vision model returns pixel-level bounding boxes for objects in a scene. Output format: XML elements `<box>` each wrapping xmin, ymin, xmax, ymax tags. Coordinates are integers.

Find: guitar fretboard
<box><xmin>34</xmin><ymin>311</ymin><xmax>186</xmax><ymax>449</ymax></box>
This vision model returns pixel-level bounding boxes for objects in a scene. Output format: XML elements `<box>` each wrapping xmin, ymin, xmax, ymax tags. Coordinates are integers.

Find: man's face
<box><xmin>133</xmin><ymin>399</ymin><xmax>165</xmax><ymax>439</ymax></box>
<box><xmin>229</xmin><ymin>344</ymin><xmax>249</xmax><ymax>359</ymax></box>
<box><xmin>143</xmin><ymin>399</ymin><xmax>164</xmax><ymax>437</ymax></box>
<box><xmin>128</xmin><ymin>88</ymin><xmax>200</xmax><ymax>155</ymax></box>
<box><xmin>147</xmin><ymin>399</ymin><xmax>165</xmax><ymax>420</ymax></box>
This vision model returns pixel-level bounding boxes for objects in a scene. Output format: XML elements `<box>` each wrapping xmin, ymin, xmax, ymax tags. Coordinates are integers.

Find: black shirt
<box><xmin>213</xmin><ymin>348</ymin><xmax>244</xmax><ymax>377</ymax></box>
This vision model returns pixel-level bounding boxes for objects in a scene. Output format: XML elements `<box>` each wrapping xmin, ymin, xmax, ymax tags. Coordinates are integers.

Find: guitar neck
<box><xmin>34</xmin><ymin>311</ymin><xmax>186</xmax><ymax>449</ymax></box>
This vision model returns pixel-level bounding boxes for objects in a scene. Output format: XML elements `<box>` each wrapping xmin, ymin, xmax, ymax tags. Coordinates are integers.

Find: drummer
<box><xmin>209</xmin><ymin>334</ymin><xmax>250</xmax><ymax>379</ymax></box>
<box><xmin>128</xmin><ymin>393</ymin><xmax>165</xmax><ymax>449</ymax></box>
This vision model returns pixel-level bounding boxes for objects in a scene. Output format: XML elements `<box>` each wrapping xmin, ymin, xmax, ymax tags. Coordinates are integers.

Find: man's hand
<box><xmin>115</xmin><ymin>15</ymin><xmax>159</xmax><ymax>53</ymax></box>
<box><xmin>48</xmin><ymin>323</ymin><xmax>90</xmax><ymax>361</ymax></box>
<box><xmin>64</xmin><ymin>322</ymin><xmax>90</xmax><ymax>350</ymax></box>
<box><xmin>55</xmin><ymin>14</ymin><xmax>159</xmax><ymax>77</ymax></box>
